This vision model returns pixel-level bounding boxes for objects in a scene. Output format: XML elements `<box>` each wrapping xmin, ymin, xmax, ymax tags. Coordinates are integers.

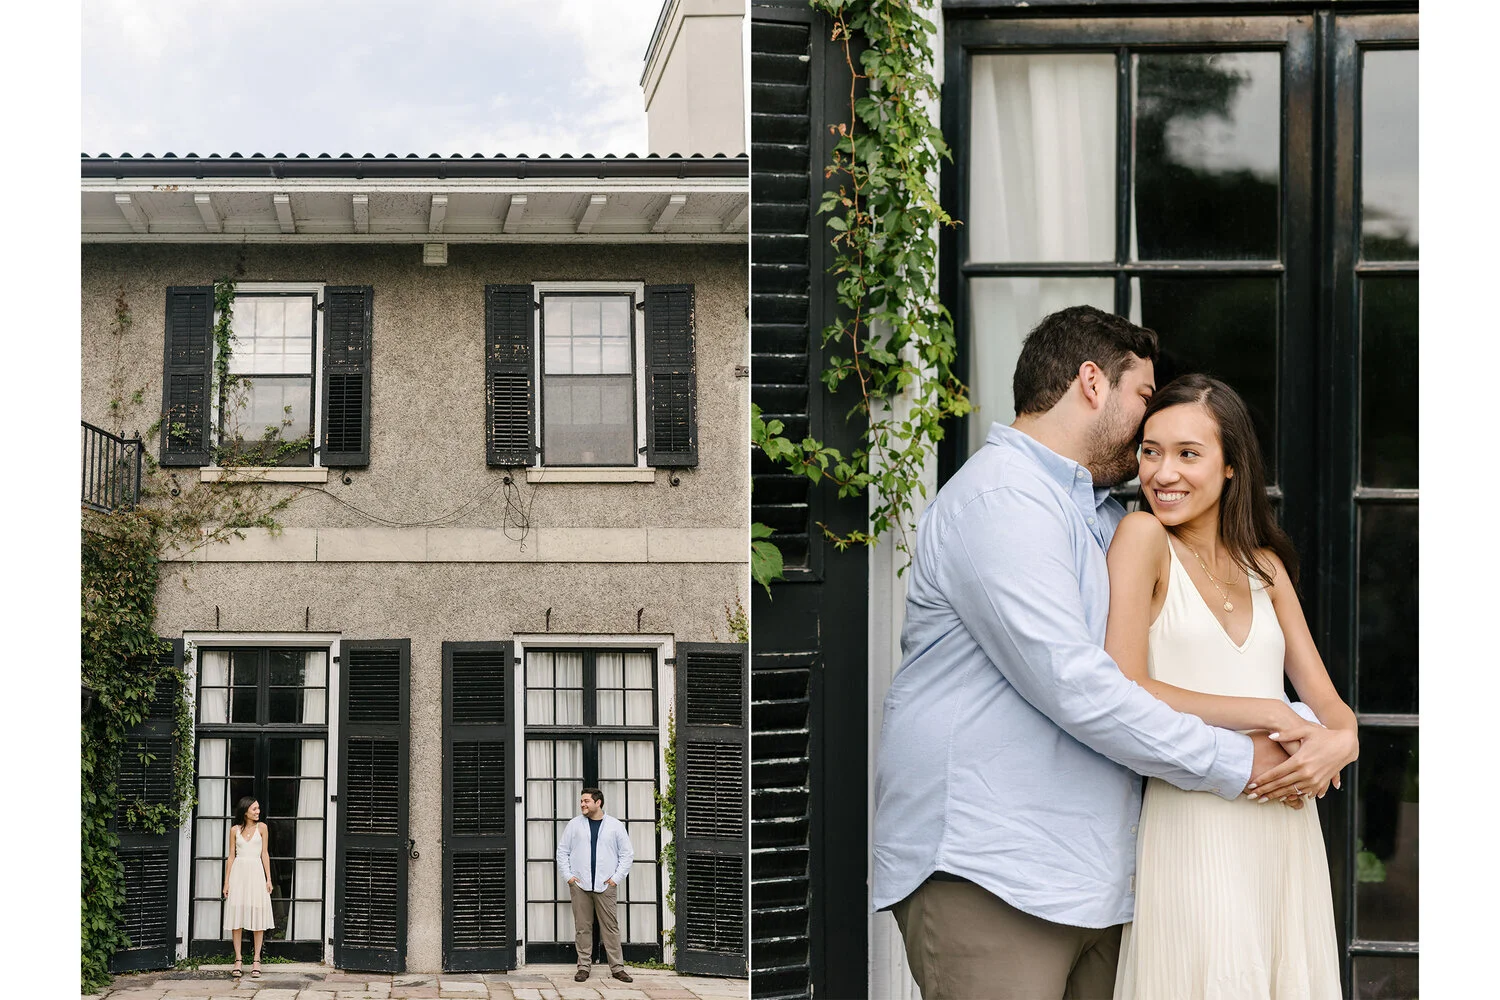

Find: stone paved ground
<box><xmin>84</xmin><ymin>963</ymin><xmax>748</xmax><ymax>1000</ymax></box>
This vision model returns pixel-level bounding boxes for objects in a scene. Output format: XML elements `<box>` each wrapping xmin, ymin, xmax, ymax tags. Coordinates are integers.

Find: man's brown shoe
<box><xmin>613</xmin><ymin>969</ymin><xmax>634</xmax><ymax>983</ymax></box>
<box><xmin>575</xmin><ymin>969</ymin><xmax>589</xmax><ymax>982</ymax></box>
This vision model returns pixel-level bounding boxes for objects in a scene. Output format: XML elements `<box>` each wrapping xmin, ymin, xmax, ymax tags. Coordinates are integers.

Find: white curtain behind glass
<box><xmin>300</xmin><ymin>650</ymin><xmax>326</xmax><ymax>725</ymax></box>
<box><xmin>200</xmin><ymin>650</ymin><xmax>229</xmax><ymax>724</ymax></box>
<box><xmin>195</xmin><ymin>738</ymin><xmax>228</xmax><ymax>938</ymax></box>
<box><xmin>967</xmin><ymin>55</ymin><xmax>1117</xmax><ymax>457</ymax></box>
<box><xmin>292</xmin><ymin>738</ymin><xmax>325</xmax><ymax>940</ymax></box>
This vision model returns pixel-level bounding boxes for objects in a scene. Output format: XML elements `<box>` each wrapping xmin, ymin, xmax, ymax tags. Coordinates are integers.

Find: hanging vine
<box><xmin>82</xmin><ymin>280</ymin><xmax>306</xmax><ymax>992</ymax></box>
<box><xmin>752</xmin><ymin>0</ymin><xmax>967</xmax><ymax>588</ymax></box>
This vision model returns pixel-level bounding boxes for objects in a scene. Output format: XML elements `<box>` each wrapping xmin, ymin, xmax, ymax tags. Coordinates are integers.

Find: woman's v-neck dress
<box><xmin>1113</xmin><ymin>544</ymin><xmax>1339</xmax><ymax>999</ymax></box>
<box><xmin>222</xmin><ymin>825</ymin><xmax>276</xmax><ymax>933</ymax></box>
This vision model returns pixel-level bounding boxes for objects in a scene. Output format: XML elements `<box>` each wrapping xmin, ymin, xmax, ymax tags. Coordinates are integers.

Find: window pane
<box><xmin>598</xmin><ymin>690</ymin><xmax>624</xmax><ymax>726</ymax></box>
<box><xmin>555</xmin><ymin>653</ymin><xmax>583</xmax><ymax>688</ymax></box>
<box><xmin>624</xmin><ymin>653</ymin><xmax>652</xmax><ymax>688</ymax></box>
<box><xmin>1355</xmin><ymin>957</ymin><xmax>1418</xmax><ymax>999</ymax></box>
<box><xmin>201</xmin><ymin>650</ymin><xmax>230</xmax><ymax>687</ymax></box>
<box><xmin>232</xmin><ymin>652</ymin><xmax>258</xmax><ymax>685</ymax></box>
<box><xmin>966</xmin><ymin>277</ymin><xmax>1115</xmax><ymax>458</ymax></box>
<box><xmin>626</xmin><ymin>691</ymin><xmax>654</xmax><ymax>727</ymax></box>
<box><xmin>231</xmin><ymin>686</ymin><xmax>259</xmax><ymax>723</ymax></box>
<box><xmin>1133</xmin><ymin>52</ymin><xmax>1281</xmax><ymax>260</ymax></box>
<box><xmin>1357</xmin><ymin>505</ymin><xmax>1418</xmax><ymax>715</ymax></box>
<box><xmin>527</xmin><ymin>651</ymin><xmax>554</xmax><ymax>688</ymax></box>
<box><xmin>543</xmin><ymin>374</ymin><xmax>635</xmax><ymax>466</ymax></box>
<box><xmin>1360</xmin><ymin>278</ymin><xmax>1418</xmax><ymax>488</ymax></box>
<box><xmin>1361</xmin><ymin>50</ymin><xmax>1419</xmax><ymax>260</ymax></box>
<box><xmin>598</xmin><ymin>653</ymin><xmax>624</xmax><ymax>688</ymax></box>
<box><xmin>223</xmin><ymin>376</ymin><xmax>313</xmax><ymax>466</ymax></box>
<box><xmin>1355</xmin><ymin>727</ymin><xmax>1418</xmax><ymax>944</ymax></box>
<box><xmin>527</xmin><ymin>690</ymin><xmax>555</xmax><ymax>726</ymax></box>
<box><xmin>269</xmin><ymin>650</ymin><xmax>306</xmax><ymax>686</ymax></box>
<box><xmin>968</xmin><ymin>53</ymin><xmax>1116</xmax><ymax>262</ymax></box>
<box><xmin>1133</xmin><ymin>276</ymin><xmax>1279</xmax><ymax>479</ymax></box>
<box><xmin>199</xmin><ymin>688</ymin><xmax>228</xmax><ymax>724</ymax></box>
<box><xmin>557</xmin><ymin>690</ymin><xmax>584</xmax><ymax>725</ymax></box>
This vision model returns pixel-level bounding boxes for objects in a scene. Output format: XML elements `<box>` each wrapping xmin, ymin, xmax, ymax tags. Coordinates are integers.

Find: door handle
<box><xmin>407</xmin><ymin>837</ymin><xmax>420</xmax><ymax>860</ymax></box>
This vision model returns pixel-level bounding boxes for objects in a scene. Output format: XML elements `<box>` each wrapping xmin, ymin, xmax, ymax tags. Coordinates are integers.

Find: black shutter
<box><xmin>322</xmin><ymin>286</ymin><xmax>373</xmax><ymax>467</ymax></box>
<box><xmin>335</xmin><ymin>639</ymin><xmax>410</xmax><ymax>973</ymax></box>
<box><xmin>442</xmin><ymin>642</ymin><xmax>517</xmax><ymax>971</ymax></box>
<box><xmin>644</xmin><ymin>284</ymin><xmax>699</xmax><ymax>468</ymax></box>
<box><xmin>160</xmin><ymin>287</ymin><xmax>213</xmax><ymax>467</ymax></box>
<box><xmin>674</xmin><ymin>642</ymin><xmax>748</xmax><ymax>977</ymax></box>
<box><xmin>110</xmin><ymin>640</ymin><xmax>182</xmax><ymax>974</ymax></box>
<box><xmin>485</xmin><ymin>286</ymin><xmax>535</xmax><ymax>467</ymax></box>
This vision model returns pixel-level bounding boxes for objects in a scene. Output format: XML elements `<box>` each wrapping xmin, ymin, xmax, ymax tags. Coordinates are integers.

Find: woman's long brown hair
<box><xmin>1141</xmin><ymin>373</ymin><xmax>1300</xmax><ymax>589</ymax></box>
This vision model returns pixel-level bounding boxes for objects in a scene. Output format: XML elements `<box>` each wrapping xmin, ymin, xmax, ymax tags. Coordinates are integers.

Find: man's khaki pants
<box><xmin>569</xmin><ymin>882</ymin><xmax>625</xmax><ymax>974</ymax></box>
<box><xmin>892</xmin><ymin>878</ymin><xmax>1122</xmax><ymax>1000</ymax></box>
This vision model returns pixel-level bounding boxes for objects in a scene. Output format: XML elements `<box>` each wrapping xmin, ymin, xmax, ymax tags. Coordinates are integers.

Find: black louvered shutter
<box><xmin>485</xmin><ymin>286</ymin><xmax>535</xmax><ymax>467</ymax></box>
<box><xmin>110</xmin><ymin>640</ymin><xmax>182</xmax><ymax>973</ymax></box>
<box><xmin>645</xmin><ymin>284</ymin><xmax>699</xmax><ymax>467</ymax></box>
<box><xmin>322</xmin><ymin>286</ymin><xmax>373</xmax><ymax>467</ymax></box>
<box><xmin>442</xmin><ymin>642</ymin><xmax>516</xmax><ymax>971</ymax></box>
<box><xmin>674</xmin><ymin>642</ymin><xmax>748</xmax><ymax>977</ymax></box>
<box><xmin>160</xmin><ymin>287</ymin><xmax>213</xmax><ymax>466</ymax></box>
<box><xmin>335</xmin><ymin>639</ymin><xmax>410</xmax><ymax>972</ymax></box>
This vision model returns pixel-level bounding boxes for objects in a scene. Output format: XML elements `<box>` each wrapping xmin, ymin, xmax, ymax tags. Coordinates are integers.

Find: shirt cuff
<box><xmin>1287</xmin><ymin>700</ymin><xmax>1322</xmax><ymax>726</ymax></box>
<box><xmin>1198</xmin><ymin>728</ymin><xmax>1253</xmax><ymax>800</ymax></box>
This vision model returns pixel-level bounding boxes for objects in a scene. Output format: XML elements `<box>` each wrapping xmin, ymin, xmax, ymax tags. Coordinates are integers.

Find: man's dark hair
<box><xmin>1012</xmin><ymin>306</ymin><xmax>1160</xmax><ymax>416</ymax></box>
<box><xmin>583</xmin><ymin>787</ymin><xmax>604</xmax><ymax>806</ymax></box>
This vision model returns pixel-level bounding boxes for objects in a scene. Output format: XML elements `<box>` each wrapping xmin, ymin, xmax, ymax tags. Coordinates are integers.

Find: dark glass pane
<box><xmin>1357</xmin><ymin>506</ymin><xmax>1418</xmax><ymax>714</ymax></box>
<box><xmin>231</xmin><ymin>686</ymin><xmax>258</xmax><ymax>723</ymax></box>
<box><xmin>1134</xmin><ymin>277</ymin><xmax>1279</xmax><ymax>477</ymax></box>
<box><xmin>229</xmin><ymin>776</ymin><xmax>255</xmax><ymax>811</ymax></box>
<box><xmin>543</xmin><ymin>374</ymin><xmax>635</xmax><ymax>465</ymax></box>
<box><xmin>267</xmin><ymin>737</ymin><xmax>308</xmax><ymax>777</ymax></box>
<box><xmin>1134</xmin><ymin>52</ymin><xmax>1281</xmax><ymax>260</ymax></box>
<box><xmin>231</xmin><ymin>651</ymin><xmax>259</xmax><ymax>685</ymax></box>
<box><xmin>269</xmin><ymin>650</ymin><xmax>307</xmax><ymax>686</ymax></box>
<box><xmin>1360</xmin><ymin>278</ymin><xmax>1418</xmax><ymax>488</ymax></box>
<box><xmin>1355</xmin><ymin>957</ymin><xmax>1418</xmax><ymax>999</ymax></box>
<box><xmin>229</xmin><ymin>737</ymin><xmax>257</xmax><ymax>777</ymax></box>
<box><xmin>266</xmin><ymin>778</ymin><xmax>299</xmax><ymax>819</ymax></box>
<box><xmin>1355</xmin><ymin>727</ymin><xmax>1418</xmax><ymax>944</ymax></box>
<box><xmin>1361</xmin><ymin>50</ymin><xmax>1419</xmax><ymax>260</ymax></box>
<box><xmin>268</xmin><ymin>689</ymin><xmax>304</xmax><ymax>724</ymax></box>
<box><xmin>269</xmin><ymin>897</ymin><xmax>291</xmax><ymax>941</ymax></box>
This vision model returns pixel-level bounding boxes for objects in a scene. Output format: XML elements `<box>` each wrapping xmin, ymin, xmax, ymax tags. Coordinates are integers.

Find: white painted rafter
<box><xmin>428</xmin><ymin>194</ymin><xmax>448</xmax><ymax>234</ymax></box>
<box><xmin>115</xmin><ymin>194</ymin><xmax>148</xmax><ymax>233</ymax></box>
<box><xmin>272</xmin><ymin>193</ymin><xmax>295</xmax><ymax>233</ymax></box>
<box><xmin>504</xmin><ymin>194</ymin><xmax>528</xmax><ymax>233</ymax></box>
<box><xmin>576</xmin><ymin>194</ymin><xmax>607</xmax><ymax>234</ymax></box>
<box><xmin>351</xmin><ymin>194</ymin><xmax>369</xmax><ymax>234</ymax></box>
<box><xmin>722</xmin><ymin>201</ymin><xmax>748</xmax><ymax>232</ymax></box>
<box><xmin>193</xmin><ymin>194</ymin><xmax>222</xmax><ymax>233</ymax></box>
<box><xmin>651</xmin><ymin>193</ymin><xmax>688</xmax><ymax>233</ymax></box>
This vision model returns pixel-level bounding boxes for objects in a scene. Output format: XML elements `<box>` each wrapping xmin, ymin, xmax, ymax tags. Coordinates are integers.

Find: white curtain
<box><xmin>966</xmin><ymin>54</ymin><xmax>1118</xmax><ymax>458</ymax></box>
<box><xmin>555</xmin><ymin>653</ymin><xmax>584</xmax><ymax>725</ymax></box>
<box><xmin>292</xmin><ymin>738</ymin><xmax>325</xmax><ymax>940</ymax></box>
<box><xmin>199</xmin><ymin>650</ymin><xmax>229</xmax><ymax>724</ymax></box>
<box><xmin>526</xmin><ymin>652</ymin><xmax>554</xmax><ymax>725</ymax></box>
<box><xmin>195</xmin><ymin>737</ymin><xmax>228</xmax><ymax>938</ymax></box>
<box><xmin>624</xmin><ymin>653</ymin><xmax>653</xmax><ymax>725</ymax></box>
<box><xmin>300</xmin><ymin>651</ymin><xmax>326</xmax><ymax>724</ymax></box>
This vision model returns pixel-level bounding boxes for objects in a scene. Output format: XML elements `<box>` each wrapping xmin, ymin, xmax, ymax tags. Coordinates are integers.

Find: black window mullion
<box><xmin>584</xmin><ymin>651</ymin><xmax>597</xmax><ymax>728</ymax></box>
<box><xmin>1115</xmin><ymin>45</ymin><xmax>1131</xmax><ymax>284</ymax></box>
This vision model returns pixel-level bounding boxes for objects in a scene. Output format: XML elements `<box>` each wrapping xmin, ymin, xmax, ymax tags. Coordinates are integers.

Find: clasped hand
<box><xmin>1249</xmin><ymin>714</ymin><xmax>1357</xmax><ymax>804</ymax></box>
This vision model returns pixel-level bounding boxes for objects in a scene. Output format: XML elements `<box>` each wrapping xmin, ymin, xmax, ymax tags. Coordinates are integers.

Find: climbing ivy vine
<box><xmin>752</xmin><ymin>0</ymin><xmax>967</xmax><ymax>589</ymax></box>
<box><xmin>82</xmin><ymin>279</ymin><xmax>305</xmax><ymax>992</ymax></box>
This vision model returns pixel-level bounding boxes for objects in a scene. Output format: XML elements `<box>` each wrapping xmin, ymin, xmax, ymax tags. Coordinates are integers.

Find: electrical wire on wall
<box><xmin>302</xmin><ymin>471</ymin><xmax>538</xmax><ymax>546</ymax></box>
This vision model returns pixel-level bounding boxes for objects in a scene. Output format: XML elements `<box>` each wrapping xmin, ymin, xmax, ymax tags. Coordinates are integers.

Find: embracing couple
<box><xmin>873</xmin><ymin>306</ymin><xmax>1358</xmax><ymax>999</ymax></box>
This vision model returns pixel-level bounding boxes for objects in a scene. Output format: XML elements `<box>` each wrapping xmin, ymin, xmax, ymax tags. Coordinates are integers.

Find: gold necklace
<box><xmin>1184</xmin><ymin>542</ymin><xmax>1238</xmax><ymax>613</ymax></box>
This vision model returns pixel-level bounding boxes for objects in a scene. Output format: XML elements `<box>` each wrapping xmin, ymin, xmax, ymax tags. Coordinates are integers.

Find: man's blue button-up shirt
<box><xmin>871</xmin><ymin>423</ymin><xmax>1254</xmax><ymax>927</ymax></box>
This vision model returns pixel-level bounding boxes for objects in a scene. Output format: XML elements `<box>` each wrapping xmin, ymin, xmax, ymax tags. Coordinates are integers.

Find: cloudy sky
<box><xmin>81</xmin><ymin>0</ymin><xmax>669</xmax><ymax>156</ymax></box>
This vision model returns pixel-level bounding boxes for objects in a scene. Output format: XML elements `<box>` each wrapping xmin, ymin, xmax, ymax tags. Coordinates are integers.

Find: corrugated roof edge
<box><xmin>81</xmin><ymin>152</ymin><xmax>748</xmax><ymax>180</ymax></box>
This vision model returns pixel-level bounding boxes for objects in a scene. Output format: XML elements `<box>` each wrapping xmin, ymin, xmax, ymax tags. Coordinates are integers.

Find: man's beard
<box><xmin>1086</xmin><ymin>396</ymin><xmax>1141</xmax><ymax>488</ymax></box>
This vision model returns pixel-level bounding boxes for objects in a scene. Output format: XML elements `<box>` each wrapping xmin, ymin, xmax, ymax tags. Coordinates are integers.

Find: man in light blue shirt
<box><xmin>872</xmin><ymin>307</ymin><xmax>1300</xmax><ymax>998</ymax></box>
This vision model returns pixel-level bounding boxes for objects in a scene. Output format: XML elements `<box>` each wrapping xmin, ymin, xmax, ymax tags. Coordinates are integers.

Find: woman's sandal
<box><xmin>251</xmin><ymin>961</ymin><xmax>261</xmax><ymax>978</ymax></box>
<box><xmin>231</xmin><ymin>960</ymin><xmax>242</xmax><ymax>979</ymax></box>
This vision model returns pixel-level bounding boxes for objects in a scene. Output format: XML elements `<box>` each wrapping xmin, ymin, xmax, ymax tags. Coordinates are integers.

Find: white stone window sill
<box><xmin>200</xmin><ymin>467</ymin><xmax>330</xmax><ymax>484</ymax></box>
<box><xmin>525</xmin><ymin>467</ymin><xmax>657</xmax><ymax>484</ymax></box>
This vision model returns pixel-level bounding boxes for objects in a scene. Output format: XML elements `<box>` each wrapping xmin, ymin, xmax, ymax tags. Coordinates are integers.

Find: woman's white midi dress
<box><xmin>222</xmin><ymin>825</ymin><xmax>276</xmax><ymax>933</ymax></box>
<box><xmin>1114</xmin><ymin>544</ymin><xmax>1340</xmax><ymax>999</ymax></box>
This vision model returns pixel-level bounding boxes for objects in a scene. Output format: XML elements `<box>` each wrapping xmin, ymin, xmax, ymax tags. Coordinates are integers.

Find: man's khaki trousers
<box><xmin>569</xmin><ymin>882</ymin><xmax>625</xmax><ymax>974</ymax></box>
<box><xmin>892</xmin><ymin>878</ymin><xmax>1122</xmax><ymax>1000</ymax></box>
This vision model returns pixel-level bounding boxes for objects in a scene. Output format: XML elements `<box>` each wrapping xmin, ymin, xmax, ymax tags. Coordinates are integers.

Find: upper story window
<box><xmin>540</xmin><ymin>291</ymin><xmax>639</xmax><ymax>467</ymax></box>
<box><xmin>216</xmin><ymin>289</ymin><xmax>320</xmax><ymax>467</ymax></box>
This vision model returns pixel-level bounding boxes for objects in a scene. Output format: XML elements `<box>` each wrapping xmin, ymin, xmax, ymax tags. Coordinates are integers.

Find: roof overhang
<box><xmin>82</xmin><ymin>154</ymin><xmax>748</xmax><ymax>244</ymax></box>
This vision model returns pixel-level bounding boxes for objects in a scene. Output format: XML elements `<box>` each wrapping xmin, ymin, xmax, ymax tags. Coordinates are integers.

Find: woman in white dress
<box><xmin>221</xmin><ymin>796</ymin><xmax>275</xmax><ymax>979</ymax></box>
<box><xmin>1104</xmin><ymin>374</ymin><xmax>1359</xmax><ymax>999</ymax></box>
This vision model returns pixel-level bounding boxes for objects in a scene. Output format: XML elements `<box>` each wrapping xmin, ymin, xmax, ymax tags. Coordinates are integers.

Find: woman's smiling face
<box><xmin>1139</xmin><ymin>402</ymin><xmax>1233</xmax><ymax>527</ymax></box>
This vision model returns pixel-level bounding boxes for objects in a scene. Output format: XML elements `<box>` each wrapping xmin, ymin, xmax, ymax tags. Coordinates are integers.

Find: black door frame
<box><xmin>187</xmin><ymin>644</ymin><xmax>331</xmax><ymax>960</ymax></box>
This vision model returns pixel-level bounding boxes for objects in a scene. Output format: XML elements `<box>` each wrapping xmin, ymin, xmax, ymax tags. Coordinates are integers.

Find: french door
<box><xmin>189</xmin><ymin>647</ymin><xmax>330</xmax><ymax>959</ymax></box>
<box><xmin>943</xmin><ymin>8</ymin><xmax>1418</xmax><ymax>997</ymax></box>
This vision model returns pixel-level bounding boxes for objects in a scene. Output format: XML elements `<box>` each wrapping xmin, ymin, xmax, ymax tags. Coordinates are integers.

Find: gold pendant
<box><xmin>1223</xmin><ymin>600</ymin><xmax>1234</xmax><ymax>613</ymax></box>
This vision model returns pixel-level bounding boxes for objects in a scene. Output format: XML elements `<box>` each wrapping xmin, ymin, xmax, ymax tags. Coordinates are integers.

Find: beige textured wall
<box><xmin>82</xmin><ymin>241</ymin><xmax>748</xmax><ymax>971</ymax></box>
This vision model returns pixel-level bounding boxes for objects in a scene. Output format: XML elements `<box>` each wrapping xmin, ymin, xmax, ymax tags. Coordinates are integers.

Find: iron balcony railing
<box><xmin>82</xmin><ymin>420</ymin><xmax>144</xmax><ymax>513</ymax></box>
